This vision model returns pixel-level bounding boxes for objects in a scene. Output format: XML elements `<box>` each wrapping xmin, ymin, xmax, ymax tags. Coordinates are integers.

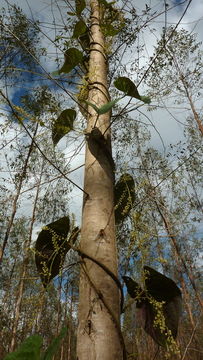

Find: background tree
<box><xmin>0</xmin><ymin>1</ymin><xmax>203</xmax><ymax>360</ymax></box>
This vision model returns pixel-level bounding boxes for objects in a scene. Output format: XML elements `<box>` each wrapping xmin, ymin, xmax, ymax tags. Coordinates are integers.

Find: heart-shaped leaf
<box><xmin>52</xmin><ymin>109</ymin><xmax>76</xmax><ymax>146</ymax></box>
<box><xmin>123</xmin><ymin>267</ymin><xmax>182</xmax><ymax>347</ymax></box>
<box><xmin>114</xmin><ymin>173</ymin><xmax>136</xmax><ymax>224</ymax></box>
<box><xmin>35</xmin><ymin>216</ymin><xmax>79</xmax><ymax>287</ymax></box>
<box><xmin>73</xmin><ymin>20</ymin><xmax>87</xmax><ymax>39</ymax></box>
<box><xmin>114</xmin><ymin>76</ymin><xmax>141</xmax><ymax>99</ymax></box>
<box><xmin>79</xmin><ymin>32</ymin><xmax>90</xmax><ymax>51</ymax></box>
<box><xmin>114</xmin><ymin>77</ymin><xmax>151</xmax><ymax>103</ymax></box>
<box><xmin>75</xmin><ymin>0</ymin><xmax>86</xmax><ymax>15</ymax></box>
<box><xmin>59</xmin><ymin>48</ymin><xmax>83</xmax><ymax>74</ymax></box>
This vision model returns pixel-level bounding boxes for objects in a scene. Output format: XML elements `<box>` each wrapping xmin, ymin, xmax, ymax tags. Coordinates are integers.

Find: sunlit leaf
<box><xmin>123</xmin><ymin>267</ymin><xmax>182</xmax><ymax>347</ymax></box>
<box><xmin>73</xmin><ymin>20</ymin><xmax>87</xmax><ymax>39</ymax></box>
<box><xmin>84</xmin><ymin>101</ymin><xmax>99</xmax><ymax>113</ymax></box>
<box><xmin>114</xmin><ymin>77</ymin><xmax>151</xmax><ymax>103</ymax></box>
<box><xmin>140</xmin><ymin>95</ymin><xmax>151</xmax><ymax>104</ymax></box>
<box><xmin>75</xmin><ymin>0</ymin><xmax>86</xmax><ymax>15</ymax></box>
<box><xmin>42</xmin><ymin>327</ymin><xmax>67</xmax><ymax>360</ymax></box>
<box><xmin>85</xmin><ymin>98</ymin><xmax>121</xmax><ymax>114</ymax></box>
<box><xmin>51</xmin><ymin>70</ymin><xmax>60</xmax><ymax>76</ymax></box>
<box><xmin>52</xmin><ymin>109</ymin><xmax>76</xmax><ymax>146</ymax></box>
<box><xmin>59</xmin><ymin>48</ymin><xmax>83</xmax><ymax>74</ymax></box>
<box><xmin>4</xmin><ymin>335</ymin><xmax>42</xmax><ymax>360</ymax></box>
<box><xmin>114</xmin><ymin>173</ymin><xmax>136</xmax><ymax>224</ymax></box>
<box><xmin>35</xmin><ymin>216</ymin><xmax>79</xmax><ymax>287</ymax></box>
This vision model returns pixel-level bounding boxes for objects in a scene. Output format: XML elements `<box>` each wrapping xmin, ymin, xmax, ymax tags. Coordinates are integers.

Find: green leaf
<box><xmin>35</xmin><ymin>216</ymin><xmax>70</xmax><ymax>287</ymax></box>
<box><xmin>51</xmin><ymin>70</ymin><xmax>60</xmax><ymax>76</ymax></box>
<box><xmin>114</xmin><ymin>76</ymin><xmax>141</xmax><ymax>99</ymax></box>
<box><xmin>59</xmin><ymin>48</ymin><xmax>83</xmax><ymax>74</ymax></box>
<box><xmin>85</xmin><ymin>98</ymin><xmax>121</xmax><ymax>115</ymax></box>
<box><xmin>102</xmin><ymin>24</ymin><xmax>120</xmax><ymax>36</ymax></box>
<box><xmin>52</xmin><ymin>109</ymin><xmax>76</xmax><ymax>146</ymax></box>
<box><xmin>114</xmin><ymin>77</ymin><xmax>151</xmax><ymax>103</ymax></box>
<box><xmin>114</xmin><ymin>173</ymin><xmax>136</xmax><ymax>224</ymax></box>
<box><xmin>79</xmin><ymin>32</ymin><xmax>90</xmax><ymax>51</ymax></box>
<box><xmin>140</xmin><ymin>95</ymin><xmax>151</xmax><ymax>104</ymax></box>
<box><xmin>84</xmin><ymin>101</ymin><xmax>99</xmax><ymax>113</ymax></box>
<box><xmin>75</xmin><ymin>0</ymin><xmax>86</xmax><ymax>15</ymax></box>
<box><xmin>67</xmin><ymin>12</ymin><xmax>76</xmax><ymax>16</ymax></box>
<box><xmin>97</xmin><ymin>98</ymin><xmax>121</xmax><ymax>114</ymax></box>
<box><xmin>123</xmin><ymin>267</ymin><xmax>182</xmax><ymax>347</ymax></box>
<box><xmin>98</xmin><ymin>0</ymin><xmax>115</xmax><ymax>8</ymax></box>
<box><xmin>42</xmin><ymin>327</ymin><xmax>67</xmax><ymax>360</ymax></box>
<box><xmin>4</xmin><ymin>335</ymin><xmax>42</xmax><ymax>360</ymax></box>
<box><xmin>73</xmin><ymin>20</ymin><xmax>87</xmax><ymax>39</ymax></box>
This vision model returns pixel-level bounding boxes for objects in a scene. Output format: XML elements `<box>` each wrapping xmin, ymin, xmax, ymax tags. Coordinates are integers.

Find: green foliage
<box><xmin>35</xmin><ymin>216</ymin><xmax>79</xmax><ymax>287</ymax></box>
<box><xmin>4</xmin><ymin>328</ymin><xmax>68</xmax><ymax>360</ymax></box>
<box><xmin>59</xmin><ymin>48</ymin><xmax>83</xmax><ymax>74</ymax></box>
<box><xmin>42</xmin><ymin>327</ymin><xmax>67</xmax><ymax>360</ymax></box>
<box><xmin>73</xmin><ymin>20</ymin><xmax>87</xmax><ymax>39</ymax></box>
<box><xmin>4</xmin><ymin>335</ymin><xmax>42</xmax><ymax>360</ymax></box>
<box><xmin>52</xmin><ymin>109</ymin><xmax>76</xmax><ymax>146</ymax></box>
<box><xmin>101</xmin><ymin>24</ymin><xmax>121</xmax><ymax>37</ymax></box>
<box><xmin>123</xmin><ymin>267</ymin><xmax>182</xmax><ymax>347</ymax></box>
<box><xmin>75</xmin><ymin>0</ymin><xmax>86</xmax><ymax>16</ymax></box>
<box><xmin>114</xmin><ymin>77</ymin><xmax>151</xmax><ymax>103</ymax></box>
<box><xmin>85</xmin><ymin>98</ymin><xmax>121</xmax><ymax>115</ymax></box>
<box><xmin>78</xmin><ymin>32</ymin><xmax>90</xmax><ymax>52</ymax></box>
<box><xmin>114</xmin><ymin>173</ymin><xmax>136</xmax><ymax>224</ymax></box>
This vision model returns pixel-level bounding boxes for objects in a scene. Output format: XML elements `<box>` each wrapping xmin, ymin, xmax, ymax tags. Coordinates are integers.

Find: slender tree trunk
<box><xmin>0</xmin><ymin>123</ymin><xmax>38</xmax><ymax>263</ymax></box>
<box><xmin>152</xmin><ymin>190</ymin><xmax>203</xmax><ymax>310</ymax></box>
<box><xmin>77</xmin><ymin>1</ymin><xmax>123</xmax><ymax>359</ymax></box>
<box><xmin>10</xmin><ymin>159</ymin><xmax>44</xmax><ymax>351</ymax></box>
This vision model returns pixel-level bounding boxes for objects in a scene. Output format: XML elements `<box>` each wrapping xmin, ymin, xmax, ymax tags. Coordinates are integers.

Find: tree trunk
<box><xmin>76</xmin><ymin>1</ymin><xmax>123</xmax><ymax>359</ymax></box>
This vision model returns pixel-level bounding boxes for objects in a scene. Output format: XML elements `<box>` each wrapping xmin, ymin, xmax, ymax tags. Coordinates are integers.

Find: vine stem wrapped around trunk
<box><xmin>76</xmin><ymin>0</ymin><xmax>123</xmax><ymax>359</ymax></box>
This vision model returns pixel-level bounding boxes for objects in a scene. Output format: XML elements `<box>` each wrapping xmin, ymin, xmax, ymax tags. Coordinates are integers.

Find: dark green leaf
<box><xmin>42</xmin><ymin>327</ymin><xmax>67</xmax><ymax>360</ymax></box>
<box><xmin>79</xmin><ymin>32</ymin><xmax>90</xmax><ymax>51</ymax></box>
<box><xmin>4</xmin><ymin>335</ymin><xmax>42</xmax><ymax>360</ymax></box>
<box><xmin>35</xmin><ymin>216</ymin><xmax>79</xmax><ymax>287</ymax></box>
<box><xmin>75</xmin><ymin>0</ymin><xmax>86</xmax><ymax>15</ymax></box>
<box><xmin>114</xmin><ymin>77</ymin><xmax>151</xmax><ymax>103</ymax></box>
<box><xmin>144</xmin><ymin>266</ymin><xmax>182</xmax><ymax>302</ymax></box>
<box><xmin>122</xmin><ymin>276</ymin><xmax>143</xmax><ymax>301</ymax></box>
<box><xmin>73</xmin><ymin>20</ymin><xmax>87</xmax><ymax>39</ymax></box>
<box><xmin>114</xmin><ymin>76</ymin><xmax>141</xmax><ymax>99</ymax></box>
<box><xmin>114</xmin><ymin>173</ymin><xmax>136</xmax><ymax>224</ymax></box>
<box><xmin>123</xmin><ymin>267</ymin><xmax>182</xmax><ymax>347</ymax></box>
<box><xmin>52</xmin><ymin>109</ymin><xmax>76</xmax><ymax>146</ymax></box>
<box><xmin>67</xmin><ymin>12</ymin><xmax>76</xmax><ymax>16</ymax></box>
<box><xmin>59</xmin><ymin>48</ymin><xmax>83</xmax><ymax>74</ymax></box>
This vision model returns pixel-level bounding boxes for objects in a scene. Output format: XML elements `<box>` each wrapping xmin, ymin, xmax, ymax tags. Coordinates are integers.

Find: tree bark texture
<box><xmin>77</xmin><ymin>1</ymin><xmax>123</xmax><ymax>359</ymax></box>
